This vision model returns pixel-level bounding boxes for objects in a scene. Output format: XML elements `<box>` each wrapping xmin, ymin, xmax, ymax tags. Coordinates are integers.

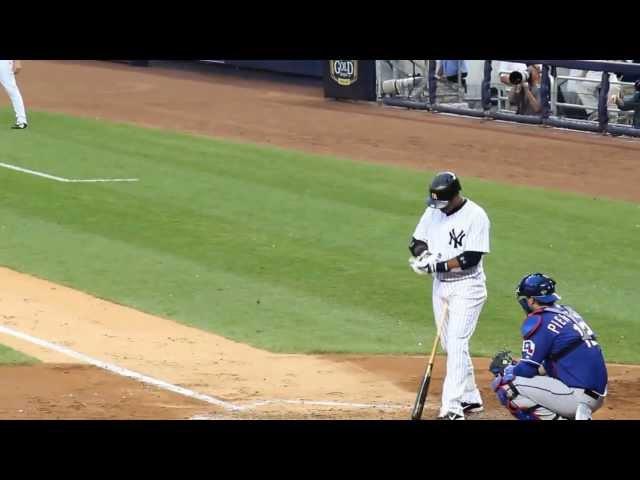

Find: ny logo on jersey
<box><xmin>449</xmin><ymin>228</ymin><xmax>466</xmax><ymax>248</ymax></box>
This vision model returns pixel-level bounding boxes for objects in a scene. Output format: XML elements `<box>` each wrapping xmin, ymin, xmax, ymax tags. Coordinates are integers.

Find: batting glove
<box><xmin>409</xmin><ymin>251</ymin><xmax>438</xmax><ymax>275</ymax></box>
<box><xmin>409</xmin><ymin>258</ymin><xmax>428</xmax><ymax>275</ymax></box>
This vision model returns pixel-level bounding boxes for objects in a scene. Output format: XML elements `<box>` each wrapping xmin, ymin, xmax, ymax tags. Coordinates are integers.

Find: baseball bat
<box><xmin>410</xmin><ymin>302</ymin><xmax>448</xmax><ymax>421</ymax></box>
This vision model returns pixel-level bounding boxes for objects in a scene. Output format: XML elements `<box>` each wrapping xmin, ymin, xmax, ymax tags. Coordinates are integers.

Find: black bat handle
<box><xmin>410</xmin><ymin>364</ymin><xmax>433</xmax><ymax>420</ymax></box>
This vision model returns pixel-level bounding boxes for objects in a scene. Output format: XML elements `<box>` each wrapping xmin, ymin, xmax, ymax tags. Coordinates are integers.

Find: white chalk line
<box><xmin>0</xmin><ymin>162</ymin><xmax>138</xmax><ymax>183</ymax></box>
<box><xmin>0</xmin><ymin>324</ymin><xmax>243</xmax><ymax>412</ymax></box>
<box><xmin>0</xmin><ymin>323</ymin><xmax>410</xmax><ymax>417</ymax></box>
<box><xmin>66</xmin><ymin>178</ymin><xmax>139</xmax><ymax>183</ymax></box>
<box><xmin>0</xmin><ymin>162</ymin><xmax>67</xmax><ymax>182</ymax></box>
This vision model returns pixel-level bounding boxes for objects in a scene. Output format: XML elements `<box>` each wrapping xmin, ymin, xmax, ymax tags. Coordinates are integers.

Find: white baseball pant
<box><xmin>0</xmin><ymin>60</ymin><xmax>27</xmax><ymax>125</ymax></box>
<box><xmin>432</xmin><ymin>275</ymin><xmax>487</xmax><ymax>417</ymax></box>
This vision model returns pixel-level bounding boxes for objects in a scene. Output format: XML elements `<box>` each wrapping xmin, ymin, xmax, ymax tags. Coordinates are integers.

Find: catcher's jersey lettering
<box><xmin>517</xmin><ymin>304</ymin><xmax>607</xmax><ymax>393</ymax></box>
<box><xmin>547</xmin><ymin>316</ymin><xmax>570</xmax><ymax>333</ymax></box>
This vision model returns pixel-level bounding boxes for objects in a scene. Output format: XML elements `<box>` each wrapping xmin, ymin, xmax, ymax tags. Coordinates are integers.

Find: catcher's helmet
<box><xmin>427</xmin><ymin>171</ymin><xmax>461</xmax><ymax>209</ymax></box>
<box><xmin>516</xmin><ymin>273</ymin><xmax>561</xmax><ymax>312</ymax></box>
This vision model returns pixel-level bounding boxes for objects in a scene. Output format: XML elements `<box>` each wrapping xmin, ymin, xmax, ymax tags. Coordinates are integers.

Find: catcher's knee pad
<box><xmin>497</xmin><ymin>383</ymin><xmax>565</xmax><ymax>421</ymax></box>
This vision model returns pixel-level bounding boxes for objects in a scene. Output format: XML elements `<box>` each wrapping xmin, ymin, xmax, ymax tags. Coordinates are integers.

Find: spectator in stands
<box><xmin>567</xmin><ymin>62</ymin><xmax>622</xmax><ymax>120</ymax></box>
<box><xmin>508</xmin><ymin>64</ymin><xmax>542</xmax><ymax>115</ymax></box>
<box><xmin>611</xmin><ymin>80</ymin><xmax>640</xmax><ymax>128</ymax></box>
<box><xmin>437</xmin><ymin>60</ymin><xmax>468</xmax><ymax>92</ymax></box>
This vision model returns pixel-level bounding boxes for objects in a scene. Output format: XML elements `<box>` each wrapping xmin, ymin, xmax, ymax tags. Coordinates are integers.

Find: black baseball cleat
<box><xmin>11</xmin><ymin>122</ymin><xmax>28</xmax><ymax>130</ymax></box>
<box><xmin>461</xmin><ymin>402</ymin><xmax>484</xmax><ymax>414</ymax></box>
<box><xmin>437</xmin><ymin>412</ymin><xmax>465</xmax><ymax>420</ymax></box>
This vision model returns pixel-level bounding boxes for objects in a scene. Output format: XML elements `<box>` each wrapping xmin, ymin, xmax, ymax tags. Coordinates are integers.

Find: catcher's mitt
<box><xmin>489</xmin><ymin>350</ymin><xmax>515</xmax><ymax>376</ymax></box>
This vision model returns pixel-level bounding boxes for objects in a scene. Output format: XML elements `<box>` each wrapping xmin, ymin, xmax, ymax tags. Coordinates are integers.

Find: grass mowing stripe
<box><xmin>0</xmin><ymin>109</ymin><xmax>637</xmax><ymax>362</ymax></box>
<box><xmin>0</xmin><ymin>210</ymin><xmax>423</xmax><ymax>354</ymax></box>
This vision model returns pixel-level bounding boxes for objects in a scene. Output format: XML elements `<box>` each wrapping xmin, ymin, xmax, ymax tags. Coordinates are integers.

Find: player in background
<box><xmin>489</xmin><ymin>273</ymin><xmax>608</xmax><ymax>420</ymax></box>
<box><xmin>0</xmin><ymin>60</ymin><xmax>28</xmax><ymax>129</ymax></box>
<box><xmin>409</xmin><ymin>171</ymin><xmax>491</xmax><ymax>420</ymax></box>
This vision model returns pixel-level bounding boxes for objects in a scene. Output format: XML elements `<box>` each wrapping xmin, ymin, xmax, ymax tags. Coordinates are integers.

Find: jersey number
<box><xmin>572</xmin><ymin>321</ymin><xmax>598</xmax><ymax>348</ymax></box>
<box><xmin>561</xmin><ymin>314</ymin><xmax>598</xmax><ymax>348</ymax></box>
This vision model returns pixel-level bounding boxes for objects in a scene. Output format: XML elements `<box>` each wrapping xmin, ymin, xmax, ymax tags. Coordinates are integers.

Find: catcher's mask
<box><xmin>516</xmin><ymin>272</ymin><xmax>561</xmax><ymax>313</ymax></box>
<box><xmin>426</xmin><ymin>171</ymin><xmax>461</xmax><ymax>210</ymax></box>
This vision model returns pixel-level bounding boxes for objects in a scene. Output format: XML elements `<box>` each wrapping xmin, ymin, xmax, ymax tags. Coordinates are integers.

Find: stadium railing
<box><xmin>378</xmin><ymin>60</ymin><xmax>640</xmax><ymax>138</ymax></box>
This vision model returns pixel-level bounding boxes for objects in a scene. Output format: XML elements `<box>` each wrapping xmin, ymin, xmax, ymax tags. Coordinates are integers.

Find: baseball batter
<box><xmin>0</xmin><ymin>60</ymin><xmax>28</xmax><ymax>129</ymax></box>
<box><xmin>489</xmin><ymin>273</ymin><xmax>608</xmax><ymax>420</ymax></box>
<box><xmin>409</xmin><ymin>171</ymin><xmax>490</xmax><ymax>420</ymax></box>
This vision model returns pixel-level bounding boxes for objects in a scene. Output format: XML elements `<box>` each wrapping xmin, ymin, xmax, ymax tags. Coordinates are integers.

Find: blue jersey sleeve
<box><xmin>513</xmin><ymin>360</ymin><xmax>538</xmax><ymax>378</ymax></box>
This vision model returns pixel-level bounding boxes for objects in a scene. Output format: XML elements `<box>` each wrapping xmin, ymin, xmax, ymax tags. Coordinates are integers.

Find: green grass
<box><xmin>0</xmin><ymin>344</ymin><xmax>38</xmax><ymax>365</ymax></box>
<box><xmin>0</xmin><ymin>109</ymin><xmax>638</xmax><ymax>362</ymax></box>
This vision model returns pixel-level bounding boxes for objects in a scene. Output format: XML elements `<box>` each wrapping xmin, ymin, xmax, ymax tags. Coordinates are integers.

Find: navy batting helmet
<box><xmin>427</xmin><ymin>171</ymin><xmax>461</xmax><ymax>209</ymax></box>
<box><xmin>516</xmin><ymin>273</ymin><xmax>561</xmax><ymax>313</ymax></box>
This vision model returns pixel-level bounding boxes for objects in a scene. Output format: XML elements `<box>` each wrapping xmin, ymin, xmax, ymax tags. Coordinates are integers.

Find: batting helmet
<box><xmin>427</xmin><ymin>171</ymin><xmax>461</xmax><ymax>209</ymax></box>
<box><xmin>516</xmin><ymin>273</ymin><xmax>561</xmax><ymax>312</ymax></box>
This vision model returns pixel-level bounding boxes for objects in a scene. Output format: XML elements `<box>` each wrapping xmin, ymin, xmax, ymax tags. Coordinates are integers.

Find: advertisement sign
<box><xmin>323</xmin><ymin>60</ymin><xmax>376</xmax><ymax>101</ymax></box>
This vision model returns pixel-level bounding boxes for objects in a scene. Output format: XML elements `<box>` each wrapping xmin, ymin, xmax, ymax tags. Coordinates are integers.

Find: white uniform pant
<box><xmin>432</xmin><ymin>276</ymin><xmax>487</xmax><ymax>417</ymax></box>
<box><xmin>0</xmin><ymin>60</ymin><xmax>27</xmax><ymax>124</ymax></box>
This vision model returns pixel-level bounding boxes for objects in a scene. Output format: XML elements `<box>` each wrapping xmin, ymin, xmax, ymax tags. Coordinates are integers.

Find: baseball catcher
<box><xmin>490</xmin><ymin>273</ymin><xmax>608</xmax><ymax>420</ymax></box>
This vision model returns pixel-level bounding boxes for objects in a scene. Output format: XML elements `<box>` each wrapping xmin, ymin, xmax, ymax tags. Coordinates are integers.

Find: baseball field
<box><xmin>0</xmin><ymin>61</ymin><xmax>638</xmax><ymax>419</ymax></box>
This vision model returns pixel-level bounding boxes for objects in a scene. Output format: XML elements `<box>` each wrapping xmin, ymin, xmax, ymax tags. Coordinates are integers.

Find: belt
<box><xmin>438</xmin><ymin>276</ymin><xmax>477</xmax><ymax>283</ymax></box>
<box><xmin>436</xmin><ymin>269</ymin><xmax>482</xmax><ymax>282</ymax></box>
<box><xmin>583</xmin><ymin>389</ymin><xmax>601</xmax><ymax>400</ymax></box>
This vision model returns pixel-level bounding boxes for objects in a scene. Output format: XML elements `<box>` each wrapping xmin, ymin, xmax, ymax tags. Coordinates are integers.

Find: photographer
<box><xmin>499</xmin><ymin>61</ymin><xmax>528</xmax><ymax>85</ymax></box>
<box><xmin>507</xmin><ymin>64</ymin><xmax>542</xmax><ymax>115</ymax></box>
<box><xmin>611</xmin><ymin>80</ymin><xmax>640</xmax><ymax>128</ymax></box>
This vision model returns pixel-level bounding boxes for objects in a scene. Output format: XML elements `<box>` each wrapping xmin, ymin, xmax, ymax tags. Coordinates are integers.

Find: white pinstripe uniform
<box><xmin>0</xmin><ymin>60</ymin><xmax>27</xmax><ymax>126</ymax></box>
<box><xmin>413</xmin><ymin>198</ymin><xmax>490</xmax><ymax>417</ymax></box>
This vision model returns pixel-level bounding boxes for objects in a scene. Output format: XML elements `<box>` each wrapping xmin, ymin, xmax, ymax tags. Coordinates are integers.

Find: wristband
<box><xmin>435</xmin><ymin>261</ymin><xmax>449</xmax><ymax>273</ymax></box>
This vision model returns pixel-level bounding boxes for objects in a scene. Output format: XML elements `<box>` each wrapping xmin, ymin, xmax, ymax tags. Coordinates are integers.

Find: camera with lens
<box><xmin>382</xmin><ymin>74</ymin><xmax>424</xmax><ymax>96</ymax></box>
<box><xmin>509</xmin><ymin>70</ymin><xmax>530</xmax><ymax>85</ymax></box>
